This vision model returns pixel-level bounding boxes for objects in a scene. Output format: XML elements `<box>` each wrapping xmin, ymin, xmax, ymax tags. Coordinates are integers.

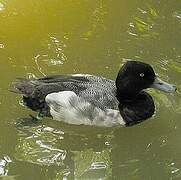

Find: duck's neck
<box><xmin>116</xmin><ymin>89</ymin><xmax>140</xmax><ymax>103</ymax></box>
<box><xmin>116</xmin><ymin>90</ymin><xmax>155</xmax><ymax>126</ymax></box>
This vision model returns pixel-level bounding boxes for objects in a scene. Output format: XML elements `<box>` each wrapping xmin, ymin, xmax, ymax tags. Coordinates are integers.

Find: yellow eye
<box><xmin>140</xmin><ymin>73</ymin><xmax>144</xmax><ymax>77</ymax></box>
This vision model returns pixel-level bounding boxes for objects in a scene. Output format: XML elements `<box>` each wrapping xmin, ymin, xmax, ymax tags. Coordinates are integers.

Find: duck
<box><xmin>13</xmin><ymin>61</ymin><xmax>176</xmax><ymax>127</ymax></box>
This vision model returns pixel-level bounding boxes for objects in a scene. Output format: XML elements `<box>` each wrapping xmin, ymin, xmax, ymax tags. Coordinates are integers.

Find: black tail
<box><xmin>11</xmin><ymin>78</ymin><xmax>37</xmax><ymax>96</ymax></box>
<box><xmin>11</xmin><ymin>78</ymin><xmax>49</xmax><ymax>114</ymax></box>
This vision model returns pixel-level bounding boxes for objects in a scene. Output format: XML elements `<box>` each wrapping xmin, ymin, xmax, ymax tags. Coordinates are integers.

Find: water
<box><xmin>0</xmin><ymin>0</ymin><xmax>180</xmax><ymax>179</ymax></box>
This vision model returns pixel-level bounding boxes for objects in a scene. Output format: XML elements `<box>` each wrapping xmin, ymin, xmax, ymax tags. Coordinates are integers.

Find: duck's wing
<box><xmin>45</xmin><ymin>91</ymin><xmax>125</xmax><ymax>127</ymax></box>
<box><xmin>13</xmin><ymin>75</ymin><xmax>91</xmax><ymax>96</ymax></box>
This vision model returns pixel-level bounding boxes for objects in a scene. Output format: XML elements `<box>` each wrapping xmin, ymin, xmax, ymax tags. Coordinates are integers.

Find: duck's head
<box><xmin>116</xmin><ymin>61</ymin><xmax>176</xmax><ymax>102</ymax></box>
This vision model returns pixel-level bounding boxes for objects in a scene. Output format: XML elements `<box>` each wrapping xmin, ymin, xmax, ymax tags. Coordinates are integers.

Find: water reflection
<box><xmin>33</xmin><ymin>35</ymin><xmax>67</xmax><ymax>76</ymax></box>
<box><xmin>82</xmin><ymin>0</ymin><xmax>107</xmax><ymax>40</ymax></box>
<box><xmin>15</xmin><ymin>121</ymin><xmax>112</xmax><ymax>179</ymax></box>
<box><xmin>14</xmin><ymin>116</ymin><xmax>181</xmax><ymax>180</ymax></box>
<box><xmin>128</xmin><ymin>6</ymin><xmax>159</xmax><ymax>39</ymax></box>
<box><xmin>111</xmin><ymin>126</ymin><xmax>181</xmax><ymax>180</ymax></box>
<box><xmin>0</xmin><ymin>2</ymin><xmax>5</xmax><ymax>11</ymax></box>
<box><xmin>0</xmin><ymin>156</ymin><xmax>12</xmax><ymax>176</ymax></box>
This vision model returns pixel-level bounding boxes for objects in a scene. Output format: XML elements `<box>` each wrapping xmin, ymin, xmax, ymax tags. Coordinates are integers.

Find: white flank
<box><xmin>45</xmin><ymin>91</ymin><xmax>125</xmax><ymax>127</ymax></box>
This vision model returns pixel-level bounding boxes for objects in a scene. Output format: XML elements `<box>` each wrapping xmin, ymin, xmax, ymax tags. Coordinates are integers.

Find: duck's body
<box><xmin>13</xmin><ymin>61</ymin><xmax>176</xmax><ymax>127</ymax></box>
<box><xmin>15</xmin><ymin>74</ymin><xmax>126</xmax><ymax>127</ymax></box>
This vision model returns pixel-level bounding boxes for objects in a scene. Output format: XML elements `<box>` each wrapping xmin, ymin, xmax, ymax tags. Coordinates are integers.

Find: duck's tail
<box><xmin>11</xmin><ymin>78</ymin><xmax>37</xmax><ymax>96</ymax></box>
<box><xmin>11</xmin><ymin>78</ymin><xmax>50</xmax><ymax>115</ymax></box>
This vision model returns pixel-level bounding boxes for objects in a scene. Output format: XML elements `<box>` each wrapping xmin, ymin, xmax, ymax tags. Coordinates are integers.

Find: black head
<box><xmin>116</xmin><ymin>61</ymin><xmax>156</xmax><ymax>101</ymax></box>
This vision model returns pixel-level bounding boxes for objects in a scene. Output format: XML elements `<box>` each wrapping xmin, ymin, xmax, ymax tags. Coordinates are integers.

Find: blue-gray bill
<box><xmin>151</xmin><ymin>77</ymin><xmax>177</xmax><ymax>93</ymax></box>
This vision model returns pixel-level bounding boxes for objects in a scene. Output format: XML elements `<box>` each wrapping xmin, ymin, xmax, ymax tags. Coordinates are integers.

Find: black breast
<box><xmin>118</xmin><ymin>91</ymin><xmax>155</xmax><ymax>126</ymax></box>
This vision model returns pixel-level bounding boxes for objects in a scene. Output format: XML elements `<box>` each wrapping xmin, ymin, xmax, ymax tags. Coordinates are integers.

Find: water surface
<box><xmin>0</xmin><ymin>0</ymin><xmax>181</xmax><ymax>179</ymax></box>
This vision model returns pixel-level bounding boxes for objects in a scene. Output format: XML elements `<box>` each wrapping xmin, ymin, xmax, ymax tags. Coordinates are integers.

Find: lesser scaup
<box><xmin>13</xmin><ymin>61</ymin><xmax>176</xmax><ymax>127</ymax></box>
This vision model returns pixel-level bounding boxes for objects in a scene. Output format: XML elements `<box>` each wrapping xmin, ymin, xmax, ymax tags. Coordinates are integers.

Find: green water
<box><xmin>0</xmin><ymin>0</ymin><xmax>180</xmax><ymax>179</ymax></box>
